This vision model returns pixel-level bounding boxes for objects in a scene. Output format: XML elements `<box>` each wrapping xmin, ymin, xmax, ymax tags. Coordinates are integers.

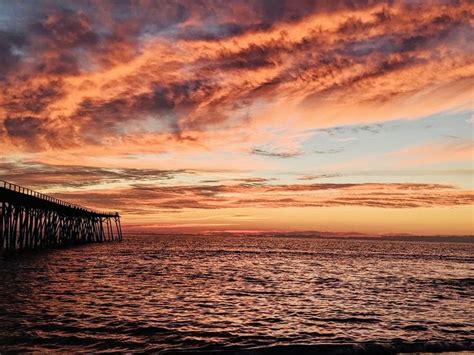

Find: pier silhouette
<box><xmin>0</xmin><ymin>180</ymin><xmax>122</xmax><ymax>251</ymax></box>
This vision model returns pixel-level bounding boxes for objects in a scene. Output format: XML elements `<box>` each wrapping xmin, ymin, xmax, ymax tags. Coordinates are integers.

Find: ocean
<box><xmin>0</xmin><ymin>234</ymin><xmax>472</xmax><ymax>353</ymax></box>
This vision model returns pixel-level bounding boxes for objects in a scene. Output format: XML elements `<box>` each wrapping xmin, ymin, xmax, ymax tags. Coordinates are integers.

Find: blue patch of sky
<box><xmin>272</xmin><ymin>110</ymin><xmax>473</xmax><ymax>186</ymax></box>
<box><xmin>301</xmin><ymin>110</ymin><xmax>472</xmax><ymax>161</ymax></box>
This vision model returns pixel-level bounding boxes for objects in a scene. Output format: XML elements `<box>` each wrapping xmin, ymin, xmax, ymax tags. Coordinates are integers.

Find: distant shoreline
<box><xmin>123</xmin><ymin>231</ymin><xmax>474</xmax><ymax>243</ymax></box>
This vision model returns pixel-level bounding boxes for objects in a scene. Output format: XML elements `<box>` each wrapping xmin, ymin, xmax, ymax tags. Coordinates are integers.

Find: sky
<box><xmin>0</xmin><ymin>0</ymin><xmax>473</xmax><ymax>235</ymax></box>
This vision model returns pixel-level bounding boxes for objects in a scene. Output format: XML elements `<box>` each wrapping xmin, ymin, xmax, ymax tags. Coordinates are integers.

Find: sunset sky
<box><xmin>1</xmin><ymin>0</ymin><xmax>473</xmax><ymax>235</ymax></box>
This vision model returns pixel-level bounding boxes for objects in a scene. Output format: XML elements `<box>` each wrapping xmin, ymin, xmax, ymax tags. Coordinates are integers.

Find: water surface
<box><xmin>0</xmin><ymin>235</ymin><xmax>473</xmax><ymax>353</ymax></box>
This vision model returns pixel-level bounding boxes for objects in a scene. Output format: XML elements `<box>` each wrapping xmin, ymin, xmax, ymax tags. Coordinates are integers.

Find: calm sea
<box><xmin>0</xmin><ymin>234</ymin><xmax>472</xmax><ymax>354</ymax></box>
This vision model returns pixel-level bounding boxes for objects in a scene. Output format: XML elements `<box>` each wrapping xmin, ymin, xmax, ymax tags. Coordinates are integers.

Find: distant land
<box><xmin>124</xmin><ymin>230</ymin><xmax>474</xmax><ymax>243</ymax></box>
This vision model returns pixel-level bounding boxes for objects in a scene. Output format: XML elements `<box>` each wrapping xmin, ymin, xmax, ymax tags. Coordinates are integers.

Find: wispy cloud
<box><xmin>251</xmin><ymin>148</ymin><xmax>303</xmax><ymax>158</ymax></box>
<box><xmin>298</xmin><ymin>174</ymin><xmax>343</xmax><ymax>180</ymax></box>
<box><xmin>314</xmin><ymin>149</ymin><xmax>344</xmax><ymax>154</ymax></box>
<box><xmin>0</xmin><ymin>159</ymin><xmax>191</xmax><ymax>189</ymax></box>
<box><xmin>49</xmin><ymin>181</ymin><xmax>473</xmax><ymax>213</ymax></box>
<box><xmin>1</xmin><ymin>0</ymin><xmax>472</xmax><ymax>155</ymax></box>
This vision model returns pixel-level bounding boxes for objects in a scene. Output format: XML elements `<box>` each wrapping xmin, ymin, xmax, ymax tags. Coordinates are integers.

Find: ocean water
<box><xmin>0</xmin><ymin>234</ymin><xmax>472</xmax><ymax>354</ymax></box>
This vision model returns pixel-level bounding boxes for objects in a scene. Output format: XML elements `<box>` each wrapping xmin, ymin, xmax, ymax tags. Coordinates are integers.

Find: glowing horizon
<box><xmin>1</xmin><ymin>0</ymin><xmax>473</xmax><ymax>235</ymax></box>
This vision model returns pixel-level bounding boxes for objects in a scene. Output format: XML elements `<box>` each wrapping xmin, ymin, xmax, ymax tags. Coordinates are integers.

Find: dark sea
<box><xmin>0</xmin><ymin>234</ymin><xmax>473</xmax><ymax>354</ymax></box>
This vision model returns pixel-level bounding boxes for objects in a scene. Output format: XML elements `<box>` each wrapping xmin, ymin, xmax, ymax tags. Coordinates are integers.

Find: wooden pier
<box><xmin>0</xmin><ymin>180</ymin><xmax>122</xmax><ymax>251</ymax></box>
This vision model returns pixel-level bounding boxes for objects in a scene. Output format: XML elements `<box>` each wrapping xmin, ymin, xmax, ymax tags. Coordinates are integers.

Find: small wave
<box><xmin>162</xmin><ymin>341</ymin><xmax>474</xmax><ymax>354</ymax></box>
<box><xmin>402</xmin><ymin>325</ymin><xmax>428</xmax><ymax>331</ymax></box>
<box><xmin>126</xmin><ymin>325</ymin><xmax>173</xmax><ymax>336</ymax></box>
<box><xmin>312</xmin><ymin>317</ymin><xmax>380</xmax><ymax>324</ymax></box>
<box><xmin>430</xmin><ymin>277</ymin><xmax>474</xmax><ymax>288</ymax></box>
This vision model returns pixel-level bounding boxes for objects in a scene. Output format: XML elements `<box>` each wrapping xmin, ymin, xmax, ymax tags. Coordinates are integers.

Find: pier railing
<box><xmin>1</xmin><ymin>180</ymin><xmax>117</xmax><ymax>217</ymax></box>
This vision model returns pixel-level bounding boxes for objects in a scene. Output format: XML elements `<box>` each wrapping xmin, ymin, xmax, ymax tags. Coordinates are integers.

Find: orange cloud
<box><xmin>45</xmin><ymin>181</ymin><xmax>473</xmax><ymax>214</ymax></box>
<box><xmin>1</xmin><ymin>0</ymin><xmax>472</xmax><ymax>158</ymax></box>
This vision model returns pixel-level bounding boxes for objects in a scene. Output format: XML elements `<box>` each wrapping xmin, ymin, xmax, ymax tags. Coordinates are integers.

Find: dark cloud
<box><xmin>261</xmin><ymin>0</ymin><xmax>287</xmax><ymax>22</ymax></box>
<box><xmin>251</xmin><ymin>148</ymin><xmax>302</xmax><ymax>158</ymax></box>
<box><xmin>314</xmin><ymin>149</ymin><xmax>344</xmax><ymax>154</ymax></box>
<box><xmin>38</xmin><ymin>53</ymin><xmax>80</xmax><ymax>76</ymax></box>
<box><xmin>179</xmin><ymin>23</ymin><xmax>251</xmax><ymax>41</ymax></box>
<box><xmin>341</xmin><ymin>35</ymin><xmax>398</xmax><ymax>57</ymax></box>
<box><xmin>0</xmin><ymin>30</ymin><xmax>27</xmax><ymax>79</ymax></box>
<box><xmin>4</xmin><ymin>116</ymin><xmax>44</xmax><ymax>138</ymax></box>
<box><xmin>210</xmin><ymin>44</ymin><xmax>278</xmax><ymax>71</ymax></box>
<box><xmin>74</xmin><ymin>79</ymin><xmax>218</xmax><ymax>136</ymax></box>
<box><xmin>233</xmin><ymin>177</ymin><xmax>272</xmax><ymax>183</ymax></box>
<box><xmin>0</xmin><ymin>160</ymin><xmax>190</xmax><ymax>189</ymax></box>
<box><xmin>2</xmin><ymin>80</ymin><xmax>64</xmax><ymax>114</ymax></box>
<box><xmin>30</xmin><ymin>10</ymin><xmax>99</xmax><ymax>49</ymax></box>
<box><xmin>318</xmin><ymin>124</ymin><xmax>386</xmax><ymax>136</ymax></box>
<box><xmin>2</xmin><ymin>116</ymin><xmax>56</xmax><ymax>150</ymax></box>
<box><xmin>298</xmin><ymin>174</ymin><xmax>342</xmax><ymax>180</ymax></box>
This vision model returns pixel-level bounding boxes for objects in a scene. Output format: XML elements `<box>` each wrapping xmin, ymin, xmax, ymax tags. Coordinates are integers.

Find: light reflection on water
<box><xmin>0</xmin><ymin>235</ymin><xmax>473</xmax><ymax>353</ymax></box>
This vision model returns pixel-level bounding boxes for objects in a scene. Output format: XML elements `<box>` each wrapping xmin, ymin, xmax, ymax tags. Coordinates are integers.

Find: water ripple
<box><xmin>0</xmin><ymin>235</ymin><xmax>473</xmax><ymax>353</ymax></box>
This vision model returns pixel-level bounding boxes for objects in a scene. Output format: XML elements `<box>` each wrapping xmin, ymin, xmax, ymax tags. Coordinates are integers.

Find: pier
<box><xmin>0</xmin><ymin>180</ymin><xmax>122</xmax><ymax>251</ymax></box>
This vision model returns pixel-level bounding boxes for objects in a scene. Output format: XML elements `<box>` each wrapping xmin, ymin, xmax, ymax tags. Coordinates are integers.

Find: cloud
<box><xmin>314</xmin><ymin>149</ymin><xmax>344</xmax><ymax>154</ymax></box>
<box><xmin>298</xmin><ymin>174</ymin><xmax>343</xmax><ymax>180</ymax></box>
<box><xmin>0</xmin><ymin>0</ymin><xmax>471</xmax><ymax>155</ymax></box>
<box><xmin>320</xmin><ymin>125</ymin><xmax>385</xmax><ymax>136</ymax></box>
<box><xmin>3</xmin><ymin>159</ymin><xmax>471</xmax><ymax>229</ymax></box>
<box><xmin>0</xmin><ymin>30</ymin><xmax>27</xmax><ymax>79</ymax></box>
<box><xmin>251</xmin><ymin>148</ymin><xmax>303</xmax><ymax>158</ymax></box>
<box><xmin>48</xmin><ymin>181</ymin><xmax>473</xmax><ymax>214</ymax></box>
<box><xmin>0</xmin><ymin>159</ymin><xmax>190</xmax><ymax>189</ymax></box>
